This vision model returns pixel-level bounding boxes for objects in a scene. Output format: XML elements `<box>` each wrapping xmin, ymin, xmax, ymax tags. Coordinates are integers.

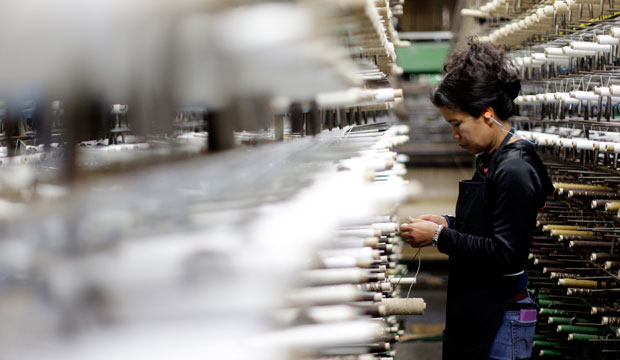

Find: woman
<box><xmin>400</xmin><ymin>39</ymin><xmax>554</xmax><ymax>359</ymax></box>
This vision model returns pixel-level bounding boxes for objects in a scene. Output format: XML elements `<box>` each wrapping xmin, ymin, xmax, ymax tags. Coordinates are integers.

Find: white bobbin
<box><xmin>570</xmin><ymin>41</ymin><xmax>612</xmax><ymax>53</ymax></box>
<box><xmin>597</xmin><ymin>35</ymin><xmax>620</xmax><ymax>45</ymax></box>
<box><xmin>562</xmin><ymin>47</ymin><xmax>596</xmax><ymax>57</ymax></box>
<box><xmin>545</xmin><ymin>47</ymin><xmax>565</xmax><ymax>56</ymax></box>
<box><xmin>570</xmin><ymin>91</ymin><xmax>599</xmax><ymax>101</ymax></box>
<box><xmin>609</xmin><ymin>85</ymin><xmax>620</xmax><ymax>95</ymax></box>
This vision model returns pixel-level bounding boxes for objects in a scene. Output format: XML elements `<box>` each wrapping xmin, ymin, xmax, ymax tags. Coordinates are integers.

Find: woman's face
<box><xmin>439</xmin><ymin>107</ymin><xmax>494</xmax><ymax>154</ymax></box>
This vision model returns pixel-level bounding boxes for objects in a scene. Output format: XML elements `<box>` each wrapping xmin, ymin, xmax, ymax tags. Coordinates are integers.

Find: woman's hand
<box><xmin>400</xmin><ymin>219</ymin><xmax>441</xmax><ymax>248</ymax></box>
<box><xmin>417</xmin><ymin>214</ymin><xmax>448</xmax><ymax>227</ymax></box>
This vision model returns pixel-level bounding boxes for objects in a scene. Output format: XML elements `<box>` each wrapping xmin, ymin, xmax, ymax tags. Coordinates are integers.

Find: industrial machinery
<box><xmin>0</xmin><ymin>1</ymin><xmax>424</xmax><ymax>360</ymax></box>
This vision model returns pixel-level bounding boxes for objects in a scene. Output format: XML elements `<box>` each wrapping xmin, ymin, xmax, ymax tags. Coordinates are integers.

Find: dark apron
<box><xmin>442</xmin><ymin>132</ymin><xmax>515</xmax><ymax>359</ymax></box>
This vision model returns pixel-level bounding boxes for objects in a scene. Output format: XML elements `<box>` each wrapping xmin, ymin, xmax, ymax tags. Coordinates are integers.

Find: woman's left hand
<box><xmin>400</xmin><ymin>219</ymin><xmax>439</xmax><ymax>248</ymax></box>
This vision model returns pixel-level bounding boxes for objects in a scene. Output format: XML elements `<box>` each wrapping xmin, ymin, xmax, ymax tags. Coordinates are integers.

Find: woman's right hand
<box><xmin>416</xmin><ymin>214</ymin><xmax>448</xmax><ymax>227</ymax></box>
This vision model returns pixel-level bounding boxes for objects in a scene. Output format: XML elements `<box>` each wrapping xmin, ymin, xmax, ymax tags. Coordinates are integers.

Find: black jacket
<box><xmin>437</xmin><ymin>138</ymin><xmax>554</xmax><ymax>358</ymax></box>
<box><xmin>438</xmin><ymin>139</ymin><xmax>554</xmax><ymax>275</ymax></box>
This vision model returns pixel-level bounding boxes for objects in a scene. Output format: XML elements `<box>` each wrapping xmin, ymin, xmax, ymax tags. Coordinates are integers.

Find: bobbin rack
<box><xmin>0</xmin><ymin>1</ymin><xmax>425</xmax><ymax>360</ymax></box>
<box><xmin>463</xmin><ymin>0</ymin><xmax>620</xmax><ymax>358</ymax></box>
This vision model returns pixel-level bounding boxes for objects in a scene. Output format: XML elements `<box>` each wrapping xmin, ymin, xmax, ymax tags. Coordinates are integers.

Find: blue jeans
<box><xmin>488</xmin><ymin>296</ymin><xmax>536</xmax><ymax>359</ymax></box>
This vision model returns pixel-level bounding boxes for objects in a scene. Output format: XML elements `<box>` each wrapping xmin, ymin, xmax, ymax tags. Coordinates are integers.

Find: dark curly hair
<box><xmin>431</xmin><ymin>37</ymin><xmax>520</xmax><ymax>120</ymax></box>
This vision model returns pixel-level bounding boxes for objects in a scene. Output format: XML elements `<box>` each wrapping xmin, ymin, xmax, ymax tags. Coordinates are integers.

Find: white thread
<box><xmin>249</xmin><ymin>320</ymin><xmax>385</xmax><ymax>348</ymax></box>
<box><xmin>489</xmin><ymin>116</ymin><xmax>535</xmax><ymax>145</ymax></box>
<box><xmin>391</xmin><ymin>277</ymin><xmax>415</xmax><ymax>285</ymax></box>
<box><xmin>370</xmin><ymin>222</ymin><xmax>398</xmax><ymax>234</ymax></box>
<box><xmin>545</xmin><ymin>47</ymin><xmax>564</xmax><ymax>56</ymax></box>
<box><xmin>570</xmin><ymin>91</ymin><xmax>599</xmax><ymax>101</ymax></box>
<box><xmin>572</xmin><ymin>139</ymin><xmax>596</xmax><ymax>151</ymax></box>
<box><xmin>597</xmin><ymin>35</ymin><xmax>620</xmax><ymax>45</ymax></box>
<box><xmin>570</xmin><ymin>41</ymin><xmax>612</xmax><ymax>53</ymax></box>
<box><xmin>338</xmin><ymin>228</ymin><xmax>381</xmax><ymax>238</ymax></box>
<box><xmin>610</xmin><ymin>85</ymin><xmax>620</xmax><ymax>95</ymax></box>
<box><xmin>301</xmin><ymin>268</ymin><xmax>369</xmax><ymax>285</ymax></box>
<box><xmin>594</xmin><ymin>86</ymin><xmax>611</xmax><ymax>96</ymax></box>
<box><xmin>286</xmin><ymin>285</ymin><xmax>380</xmax><ymax>305</ymax></box>
<box><xmin>502</xmin><ymin>270</ymin><xmax>525</xmax><ymax>277</ymax></box>
<box><xmin>562</xmin><ymin>47</ymin><xmax>596</xmax><ymax>57</ymax></box>
<box><xmin>406</xmin><ymin>248</ymin><xmax>421</xmax><ymax>298</ymax></box>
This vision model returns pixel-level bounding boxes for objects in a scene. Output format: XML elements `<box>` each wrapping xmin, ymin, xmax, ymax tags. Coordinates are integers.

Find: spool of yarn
<box><xmin>594</xmin><ymin>86</ymin><xmax>611</xmax><ymax>96</ymax></box>
<box><xmin>602</xmin><ymin>316</ymin><xmax>620</xmax><ymax>325</ymax></box>
<box><xmin>562</xmin><ymin>47</ymin><xmax>596</xmax><ymax>57</ymax></box>
<box><xmin>526</xmin><ymin>95</ymin><xmax>541</xmax><ymax>103</ymax></box>
<box><xmin>557</xmin><ymin>325</ymin><xmax>599</xmax><ymax>335</ymax></box>
<box><xmin>249</xmin><ymin>320</ymin><xmax>386</xmax><ymax>348</ymax></box>
<box><xmin>610</xmin><ymin>85</ymin><xmax>620</xmax><ymax>96</ymax></box>
<box><xmin>286</xmin><ymin>285</ymin><xmax>382</xmax><ymax>305</ymax></box>
<box><xmin>542</xmin><ymin>92</ymin><xmax>559</xmax><ymax>102</ymax></box>
<box><xmin>301</xmin><ymin>268</ymin><xmax>384</xmax><ymax>286</ymax></box>
<box><xmin>557</xmin><ymin>138</ymin><xmax>574</xmax><ymax>149</ymax></box>
<box><xmin>562</xmin><ymin>97</ymin><xmax>580</xmax><ymax>105</ymax></box>
<box><xmin>370</xmin><ymin>222</ymin><xmax>398</xmax><ymax>234</ymax></box>
<box><xmin>554</xmin><ymin>0</ymin><xmax>569</xmax><ymax>13</ymax></box>
<box><xmin>531</xmin><ymin>53</ymin><xmax>569</xmax><ymax>66</ymax></box>
<box><xmin>595</xmin><ymin>142</ymin><xmax>614</xmax><ymax>153</ymax></box>
<box><xmin>321</xmin><ymin>255</ymin><xmax>372</xmax><ymax>268</ymax></box>
<box><xmin>338</xmin><ymin>229</ymin><xmax>382</xmax><ymax>238</ymax></box>
<box><xmin>545</xmin><ymin>47</ymin><xmax>564</xmax><ymax>56</ymax></box>
<box><xmin>570</xmin><ymin>91</ymin><xmax>599</xmax><ymax>101</ymax></box>
<box><xmin>591</xmin><ymin>305</ymin><xmax>620</xmax><ymax>315</ymax></box>
<box><xmin>558</xmin><ymin>278</ymin><xmax>609</xmax><ymax>288</ymax></box>
<box><xmin>305</xmin><ymin>305</ymin><xmax>366</xmax><ymax>323</ymax></box>
<box><xmin>542</xmin><ymin>224</ymin><xmax>582</xmax><ymax>232</ymax></box>
<box><xmin>597</xmin><ymin>35</ymin><xmax>620</xmax><ymax>45</ymax></box>
<box><xmin>373</xmin><ymin>88</ymin><xmax>397</xmax><ymax>103</ymax></box>
<box><xmin>553</xmin><ymin>91</ymin><xmax>572</xmax><ymax>100</ymax></box>
<box><xmin>390</xmin><ymin>277</ymin><xmax>415</xmax><ymax>285</ymax></box>
<box><xmin>380</xmin><ymin>298</ymin><xmax>426</xmax><ymax>315</ymax></box>
<box><xmin>550</xmin><ymin>229</ymin><xmax>594</xmax><ymax>237</ymax></box>
<box><xmin>604</xmin><ymin>201</ymin><xmax>620</xmax><ymax>211</ymax></box>
<box><xmin>319</xmin><ymin>247</ymin><xmax>380</xmax><ymax>260</ymax></box>
<box><xmin>570</xmin><ymin>41</ymin><xmax>611</xmax><ymax>53</ymax></box>
<box><xmin>553</xmin><ymin>182</ymin><xmax>609</xmax><ymax>190</ymax></box>
<box><xmin>361</xmin><ymin>282</ymin><xmax>392</xmax><ymax>292</ymax></box>
<box><xmin>572</xmin><ymin>139</ymin><xmax>595</xmax><ymax>151</ymax></box>
<box><xmin>567</xmin><ymin>333</ymin><xmax>598</xmax><ymax>341</ymax></box>
<box><xmin>332</xmin><ymin>237</ymin><xmax>380</xmax><ymax>248</ymax></box>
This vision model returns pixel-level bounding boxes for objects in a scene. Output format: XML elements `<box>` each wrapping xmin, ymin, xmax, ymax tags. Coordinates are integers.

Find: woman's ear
<box><xmin>481</xmin><ymin>108</ymin><xmax>497</xmax><ymax>126</ymax></box>
<box><xmin>481</xmin><ymin>110</ymin><xmax>494</xmax><ymax>126</ymax></box>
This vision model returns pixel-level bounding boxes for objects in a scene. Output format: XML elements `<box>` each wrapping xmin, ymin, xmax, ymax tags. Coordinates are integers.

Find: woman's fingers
<box><xmin>416</xmin><ymin>214</ymin><xmax>447</xmax><ymax>227</ymax></box>
<box><xmin>418</xmin><ymin>214</ymin><xmax>438</xmax><ymax>221</ymax></box>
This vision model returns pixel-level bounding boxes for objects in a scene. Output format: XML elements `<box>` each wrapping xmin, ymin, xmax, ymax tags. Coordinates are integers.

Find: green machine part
<box><xmin>395</xmin><ymin>42</ymin><xmax>450</xmax><ymax>74</ymax></box>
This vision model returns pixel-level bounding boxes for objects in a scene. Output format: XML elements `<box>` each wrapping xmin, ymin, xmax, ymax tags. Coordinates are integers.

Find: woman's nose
<box><xmin>452</xmin><ymin>129</ymin><xmax>460</xmax><ymax>140</ymax></box>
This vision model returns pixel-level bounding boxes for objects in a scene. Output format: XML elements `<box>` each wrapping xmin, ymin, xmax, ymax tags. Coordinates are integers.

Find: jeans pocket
<box><xmin>488</xmin><ymin>311</ymin><xmax>519</xmax><ymax>359</ymax></box>
<box><xmin>511</xmin><ymin>320</ymin><xmax>536</xmax><ymax>359</ymax></box>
